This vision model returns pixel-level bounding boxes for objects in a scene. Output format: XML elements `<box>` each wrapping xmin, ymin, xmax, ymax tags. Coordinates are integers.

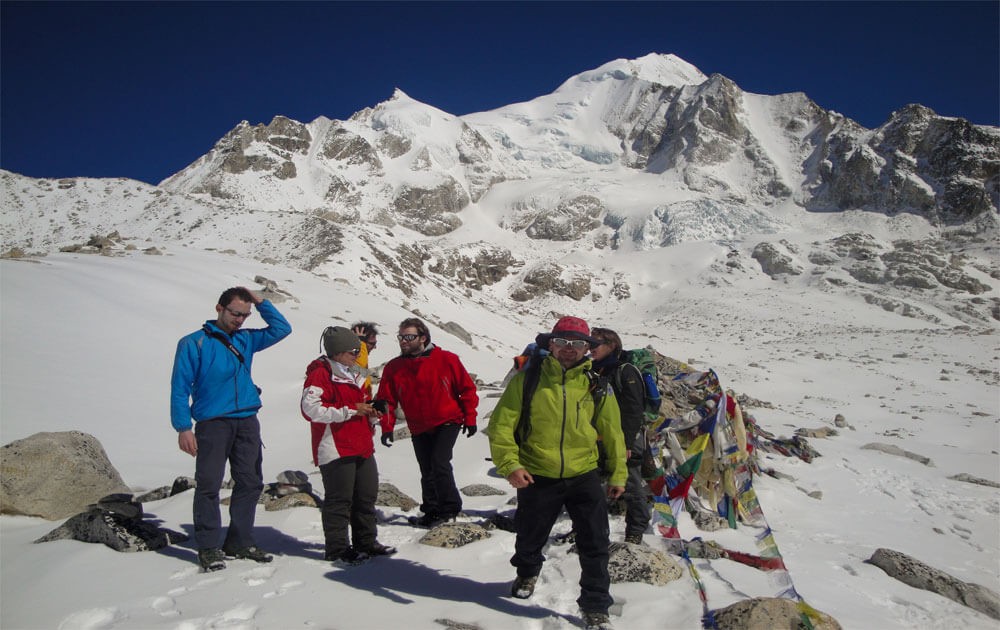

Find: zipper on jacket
<box><xmin>559</xmin><ymin>369</ymin><xmax>567</xmax><ymax>478</ymax></box>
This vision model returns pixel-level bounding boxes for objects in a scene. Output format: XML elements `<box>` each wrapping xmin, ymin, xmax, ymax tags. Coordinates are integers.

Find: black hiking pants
<box><xmin>319</xmin><ymin>454</ymin><xmax>379</xmax><ymax>555</ymax></box>
<box><xmin>511</xmin><ymin>469</ymin><xmax>612</xmax><ymax>615</ymax></box>
<box><xmin>411</xmin><ymin>422</ymin><xmax>463</xmax><ymax>517</ymax></box>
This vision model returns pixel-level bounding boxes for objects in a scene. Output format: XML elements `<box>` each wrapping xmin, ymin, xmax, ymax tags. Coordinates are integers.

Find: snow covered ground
<box><xmin>1</xmin><ymin>241</ymin><xmax>997</xmax><ymax>630</ymax></box>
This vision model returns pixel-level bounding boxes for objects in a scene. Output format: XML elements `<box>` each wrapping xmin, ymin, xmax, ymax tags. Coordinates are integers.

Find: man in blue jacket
<box><xmin>170</xmin><ymin>286</ymin><xmax>291</xmax><ymax>571</ymax></box>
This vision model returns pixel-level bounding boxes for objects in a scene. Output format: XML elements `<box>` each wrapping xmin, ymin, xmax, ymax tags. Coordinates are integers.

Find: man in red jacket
<box><xmin>375</xmin><ymin>317</ymin><xmax>479</xmax><ymax>527</ymax></box>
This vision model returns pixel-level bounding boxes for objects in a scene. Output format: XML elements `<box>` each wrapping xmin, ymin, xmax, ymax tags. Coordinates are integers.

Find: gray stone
<box><xmin>867</xmin><ymin>548</ymin><xmax>1000</xmax><ymax>620</ymax></box>
<box><xmin>377</xmin><ymin>482</ymin><xmax>419</xmax><ymax>511</ymax></box>
<box><xmin>1</xmin><ymin>431</ymin><xmax>131</xmax><ymax>520</ymax></box>
<box><xmin>752</xmin><ymin>242</ymin><xmax>803</xmax><ymax>277</ymax></box>
<box><xmin>795</xmin><ymin>426</ymin><xmax>838</xmax><ymax>439</ymax></box>
<box><xmin>608</xmin><ymin>541</ymin><xmax>683</xmax><ymax>585</ymax></box>
<box><xmin>525</xmin><ymin>195</ymin><xmax>604</xmax><ymax>241</ymax></box>
<box><xmin>460</xmin><ymin>484</ymin><xmax>507</xmax><ymax>497</ymax></box>
<box><xmin>861</xmin><ymin>442</ymin><xmax>934</xmax><ymax>466</ymax></box>
<box><xmin>439</xmin><ymin>321</ymin><xmax>474</xmax><ymax>346</ymax></box>
<box><xmin>948</xmin><ymin>473</ymin><xmax>1000</xmax><ymax>488</ymax></box>
<box><xmin>134</xmin><ymin>486</ymin><xmax>172</xmax><ymax>503</ymax></box>
<box><xmin>713</xmin><ymin>597</ymin><xmax>842</xmax><ymax>630</ymax></box>
<box><xmin>263</xmin><ymin>492</ymin><xmax>318</xmax><ymax>511</ymax></box>
<box><xmin>418</xmin><ymin>522</ymin><xmax>491</xmax><ymax>548</ymax></box>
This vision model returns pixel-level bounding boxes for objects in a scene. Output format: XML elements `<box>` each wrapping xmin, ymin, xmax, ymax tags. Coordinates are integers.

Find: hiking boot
<box><xmin>582</xmin><ymin>611</ymin><xmax>612</xmax><ymax>629</ymax></box>
<box><xmin>223</xmin><ymin>545</ymin><xmax>273</xmax><ymax>563</ymax></box>
<box><xmin>326</xmin><ymin>547</ymin><xmax>370</xmax><ymax>566</ymax></box>
<box><xmin>624</xmin><ymin>532</ymin><xmax>644</xmax><ymax>545</ymax></box>
<box><xmin>197</xmin><ymin>548</ymin><xmax>226</xmax><ymax>572</ymax></box>
<box><xmin>411</xmin><ymin>512</ymin><xmax>457</xmax><ymax>528</ymax></box>
<box><xmin>510</xmin><ymin>575</ymin><xmax>537</xmax><ymax>599</ymax></box>
<box><xmin>357</xmin><ymin>541</ymin><xmax>397</xmax><ymax>556</ymax></box>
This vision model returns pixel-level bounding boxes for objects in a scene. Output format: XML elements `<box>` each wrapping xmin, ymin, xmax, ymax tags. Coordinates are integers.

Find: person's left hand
<box><xmin>461</xmin><ymin>424</ymin><xmax>477</xmax><ymax>438</ymax></box>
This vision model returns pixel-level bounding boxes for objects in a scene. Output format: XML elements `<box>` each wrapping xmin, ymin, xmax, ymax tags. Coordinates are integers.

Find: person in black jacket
<box><xmin>590</xmin><ymin>327</ymin><xmax>652</xmax><ymax>544</ymax></box>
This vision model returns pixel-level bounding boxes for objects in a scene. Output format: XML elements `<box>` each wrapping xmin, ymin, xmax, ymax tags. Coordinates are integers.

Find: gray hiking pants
<box><xmin>193</xmin><ymin>415</ymin><xmax>263</xmax><ymax>551</ymax></box>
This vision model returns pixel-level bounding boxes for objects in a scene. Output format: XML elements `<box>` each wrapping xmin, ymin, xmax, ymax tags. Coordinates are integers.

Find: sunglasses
<box><xmin>224</xmin><ymin>307</ymin><xmax>252</xmax><ymax>319</ymax></box>
<box><xmin>396</xmin><ymin>333</ymin><xmax>420</xmax><ymax>342</ymax></box>
<box><xmin>552</xmin><ymin>337</ymin><xmax>590</xmax><ymax>350</ymax></box>
<box><xmin>346</xmin><ymin>348</ymin><xmax>361</xmax><ymax>356</ymax></box>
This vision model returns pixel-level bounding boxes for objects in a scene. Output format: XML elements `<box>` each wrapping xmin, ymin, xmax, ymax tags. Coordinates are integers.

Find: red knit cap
<box><xmin>551</xmin><ymin>316</ymin><xmax>590</xmax><ymax>339</ymax></box>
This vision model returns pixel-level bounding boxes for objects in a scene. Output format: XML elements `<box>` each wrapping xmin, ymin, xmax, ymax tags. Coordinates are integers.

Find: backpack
<box><xmin>616</xmin><ymin>348</ymin><xmax>662</xmax><ymax>422</ymax></box>
<box><xmin>510</xmin><ymin>341</ymin><xmax>608</xmax><ymax>445</ymax></box>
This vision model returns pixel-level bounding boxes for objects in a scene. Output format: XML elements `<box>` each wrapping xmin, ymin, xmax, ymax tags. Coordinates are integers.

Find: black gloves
<box><xmin>461</xmin><ymin>424</ymin><xmax>477</xmax><ymax>438</ymax></box>
<box><xmin>380</xmin><ymin>433</ymin><xmax>394</xmax><ymax>447</ymax></box>
<box><xmin>371</xmin><ymin>399</ymin><xmax>389</xmax><ymax>414</ymax></box>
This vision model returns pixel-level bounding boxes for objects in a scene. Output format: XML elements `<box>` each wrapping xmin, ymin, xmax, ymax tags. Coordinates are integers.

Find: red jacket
<box><xmin>376</xmin><ymin>345</ymin><xmax>478</xmax><ymax>436</ymax></box>
<box><xmin>301</xmin><ymin>357</ymin><xmax>375</xmax><ymax>465</ymax></box>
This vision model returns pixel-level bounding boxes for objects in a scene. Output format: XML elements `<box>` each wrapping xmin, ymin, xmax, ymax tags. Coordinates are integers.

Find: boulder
<box><xmin>713</xmin><ymin>597</ymin><xmax>842</xmax><ymax>630</ymax></box>
<box><xmin>134</xmin><ymin>486</ymin><xmax>172</xmax><ymax>503</ymax></box>
<box><xmin>1</xmin><ymin>431</ymin><xmax>131</xmax><ymax>520</ymax></box>
<box><xmin>377</xmin><ymin>482</ymin><xmax>419</xmax><ymax>511</ymax></box>
<box><xmin>608</xmin><ymin>541</ymin><xmax>683</xmax><ymax>585</ymax></box>
<box><xmin>867</xmin><ymin>548</ymin><xmax>1000</xmax><ymax>620</ymax></box>
<box><xmin>460</xmin><ymin>484</ymin><xmax>507</xmax><ymax>497</ymax></box>
<box><xmin>861</xmin><ymin>442</ymin><xmax>933</xmax><ymax>466</ymax></box>
<box><xmin>418</xmin><ymin>521</ymin><xmax>491</xmax><ymax>548</ymax></box>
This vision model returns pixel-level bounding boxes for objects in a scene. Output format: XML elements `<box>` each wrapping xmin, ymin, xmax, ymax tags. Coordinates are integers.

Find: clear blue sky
<box><xmin>2</xmin><ymin>1</ymin><xmax>997</xmax><ymax>185</ymax></box>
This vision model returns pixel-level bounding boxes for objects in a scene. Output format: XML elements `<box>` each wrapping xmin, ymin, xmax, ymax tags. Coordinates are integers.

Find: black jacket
<box><xmin>595</xmin><ymin>358</ymin><xmax>646</xmax><ymax>456</ymax></box>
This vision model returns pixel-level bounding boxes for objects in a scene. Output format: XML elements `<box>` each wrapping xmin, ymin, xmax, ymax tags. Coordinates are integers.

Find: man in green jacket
<box><xmin>488</xmin><ymin>316</ymin><xmax>626</xmax><ymax>630</ymax></box>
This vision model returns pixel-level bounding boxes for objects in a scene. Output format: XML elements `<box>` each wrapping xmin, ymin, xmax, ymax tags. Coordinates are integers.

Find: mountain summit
<box><xmin>1</xmin><ymin>53</ymin><xmax>997</xmax><ymax>325</ymax></box>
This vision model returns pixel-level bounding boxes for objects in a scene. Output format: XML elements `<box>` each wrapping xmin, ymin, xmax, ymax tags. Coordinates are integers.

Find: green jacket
<box><xmin>488</xmin><ymin>354</ymin><xmax>627</xmax><ymax>487</ymax></box>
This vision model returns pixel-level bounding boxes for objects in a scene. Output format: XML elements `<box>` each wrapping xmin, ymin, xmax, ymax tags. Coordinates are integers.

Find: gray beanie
<box><xmin>322</xmin><ymin>326</ymin><xmax>361</xmax><ymax>356</ymax></box>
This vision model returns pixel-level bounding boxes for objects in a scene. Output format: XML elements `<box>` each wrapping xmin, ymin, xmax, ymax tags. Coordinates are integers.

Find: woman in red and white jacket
<box><xmin>301</xmin><ymin>326</ymin><xmax>395</xmax><ymax>564</ymax></box>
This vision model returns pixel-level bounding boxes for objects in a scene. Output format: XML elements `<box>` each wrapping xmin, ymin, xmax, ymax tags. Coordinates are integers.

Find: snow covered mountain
<box><xmin>1</xmin><ymin>53</ymin><xmax>997</xmax><ymax>327</ymax></box>
<box><xmin>1</xmin><ymin>53</ymin><xmax>998</xmax><ymax>630</ymax></box>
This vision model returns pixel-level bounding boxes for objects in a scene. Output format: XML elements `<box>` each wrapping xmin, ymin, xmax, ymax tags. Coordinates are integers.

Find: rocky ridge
<box><xmin>1</xmin><ymin>53</ymin><xmax>996</xmax><ymax>328</ymax></box>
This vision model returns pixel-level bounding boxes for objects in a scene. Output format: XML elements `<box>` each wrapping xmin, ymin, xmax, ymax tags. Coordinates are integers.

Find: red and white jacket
<box><xmin>375</xmin><ymin>344</ymin><xmax>479</xmax><ymax>437</ymax></box>
<box><xmin>301</xmin><ymin>356</ymin><xmax>376</xmax><ymax>466</ymax></box>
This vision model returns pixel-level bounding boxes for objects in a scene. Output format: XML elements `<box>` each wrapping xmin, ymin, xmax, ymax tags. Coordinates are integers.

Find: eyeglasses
<box><xmin>397</xmin><ymin>333</ymin><xmax>420</xmax><ymax>342</ymax></box>
<box><xmin>552</xmin><ymin>337</ymin><xmax>590</xmax><ymax>350</ymax></box>
<box><xmin>347</xmin><ymin>348</ymin><xmax>361</xmax><ymax>356</ymax></box>
<box><xmin>225</xmin><ymin>307</ymin><xmax>252</xmax><ymax>319</ymax></box>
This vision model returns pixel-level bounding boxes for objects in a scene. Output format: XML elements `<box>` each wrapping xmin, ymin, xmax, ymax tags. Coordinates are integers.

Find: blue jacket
<box><xmin>170</xmin><ymin>300</ymin><xmax>291</xmax><ymax>431</ymax></box>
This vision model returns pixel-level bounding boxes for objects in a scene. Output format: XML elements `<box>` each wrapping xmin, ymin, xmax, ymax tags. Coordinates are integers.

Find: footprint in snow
<box><xmin>240</xmin><ymin>565</ymin><xmax>277</xmax><ymax>587</ymax></box>
<box><xmin>56</xmin><ymin>607</ymin><xmax>124</xmax><ymax>630</ymax></box>
<box><xmin>150</xmin><ymin>596</ymin><xmax>180</xmax><ymax>618</ymax></box>
<box><xmin>262</xmin><ymin>580</ymin><xmax>304</xmax><ymax>599</ymax></box>
<box><xmin>169</xmin><ymin>566</ymin><xmax>201</xmax><ymax>581</ymax></box>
